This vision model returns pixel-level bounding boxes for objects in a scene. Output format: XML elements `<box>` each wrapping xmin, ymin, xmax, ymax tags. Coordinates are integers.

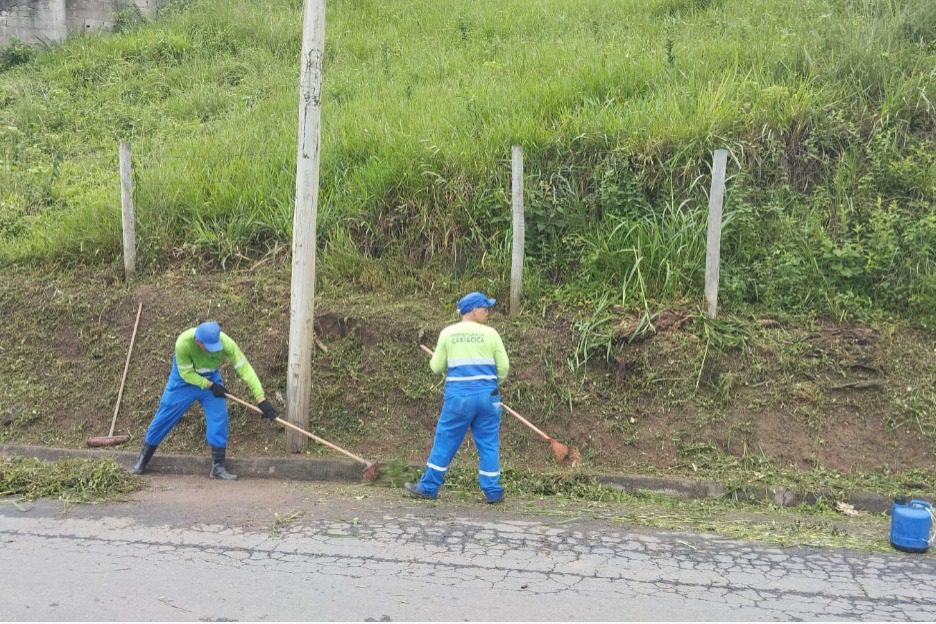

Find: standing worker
<box><xmin>405</xmin><ymin>291</ymin><xmax>510</xmax><ymax>503</ymax></box>
<box><xmin>130</xmin><ymin>321</ymin><xmax>279</xmax><ymax>480</ymax></box>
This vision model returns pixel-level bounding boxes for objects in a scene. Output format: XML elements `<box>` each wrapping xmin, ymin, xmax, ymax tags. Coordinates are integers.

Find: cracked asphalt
<box><xmin>1</xmin><ymin>476</ymin><xmax>935</xmax><ymax>621</ymax></box>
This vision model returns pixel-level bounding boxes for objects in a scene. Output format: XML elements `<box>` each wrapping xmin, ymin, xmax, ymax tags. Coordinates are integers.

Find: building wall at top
<box><xmin>0</xmin><ymin>0</ymin><xmax>164</xmax><ymax>46</ymax></box>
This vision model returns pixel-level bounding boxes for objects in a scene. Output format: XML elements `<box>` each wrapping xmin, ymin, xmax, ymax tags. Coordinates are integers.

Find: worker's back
<box><xmin>430</xmin><ymin>320</ymin><xmax>509</xmax><ymax>399</ymax></box>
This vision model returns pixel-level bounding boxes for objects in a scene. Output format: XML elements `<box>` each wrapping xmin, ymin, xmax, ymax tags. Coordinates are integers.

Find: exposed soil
<box><xmin>2</xmin><ymin>265</ymin><xmax>935</xmax><ymax>484</ymax></box>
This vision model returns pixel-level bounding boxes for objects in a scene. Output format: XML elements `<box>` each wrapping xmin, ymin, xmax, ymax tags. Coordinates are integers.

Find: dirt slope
<box><xmin>2</xmin><ymin>265</ymin><xmax>934</xmax><ymax>481</ymax></box>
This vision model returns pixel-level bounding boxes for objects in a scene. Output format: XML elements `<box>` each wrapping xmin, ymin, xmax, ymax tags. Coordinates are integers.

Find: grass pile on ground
<box><xmin>0</xmin><ymin>457</ymin><xmax>141</xmax><ymax>503</ymax></box>
<box><xmin>371</xmin><ymin>461</ymin><xmax>893</xmax><ymax>551</ymax></box>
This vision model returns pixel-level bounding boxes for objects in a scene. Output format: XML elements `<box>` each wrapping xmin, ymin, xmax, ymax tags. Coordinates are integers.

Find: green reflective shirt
<box><xmin>430</xmin><ymin>320</ymin><xmax>509</xmax><ymax>399</ymax></box>
<box><xmin>174</xmin><ymin>328</ymin><xmax>265</xmax><ymax>401</ymax></box>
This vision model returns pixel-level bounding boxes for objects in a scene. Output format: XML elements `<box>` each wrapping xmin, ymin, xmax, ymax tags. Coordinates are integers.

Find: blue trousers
<box><xmin>417</xmin><ymin>392</ymin><xmax>503</xmax><ymax>500</ymax></box>
<box><xmin>143</xmin><ymin>359</ymin><xmax>229</xmax><ymax>448</ymax></box>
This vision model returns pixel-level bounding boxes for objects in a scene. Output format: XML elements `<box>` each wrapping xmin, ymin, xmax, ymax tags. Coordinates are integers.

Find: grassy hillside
<box><xmin>1</xmin><ymin>0</ymin><xmax>934</xmax><ymax>324</ymax></box>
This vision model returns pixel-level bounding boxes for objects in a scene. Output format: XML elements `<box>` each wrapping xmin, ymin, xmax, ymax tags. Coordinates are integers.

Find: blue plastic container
<box><xmin>890</xmin><ymin>498</ymin><xmax>933</xmax><ymax>553</ymax></box>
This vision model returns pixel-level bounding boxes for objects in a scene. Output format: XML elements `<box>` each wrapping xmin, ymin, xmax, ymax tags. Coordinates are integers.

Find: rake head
<box><xmin>362</xmin><ymin>462</ymin><xmax>380</xmax><ymax>481</ymax></box>
<box><xmin>549</xmin><ymin>438</ymin><xmax>570</xmax><ymax>463</ymax></box>
<box><xmin>549</xmin><ymin>439</ymin><xmax>582</xmax><ymax>467</ymax></box>
<box><xmin>86</xmin><ymin>434</ymin><xmax>131</xmax><ymax>448</ymax></box>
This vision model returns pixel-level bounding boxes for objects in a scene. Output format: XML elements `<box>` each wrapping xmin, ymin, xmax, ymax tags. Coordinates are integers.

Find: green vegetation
<box><xmin>505</xmin><ymin>491</ymin><xmax>893</xmax><ymax>553</ymax></box>
<box><xmin>375</xmin><ymin>459</ymin><xmax>931</xmax><ymax>511</ymax></box>
<box><xmin>371</xmin><ymin>463</ymin><xmax>895</xmax><ymax>551</ymax></box>
<box><xmin>0</xmin><ymin>0</ymin><xmax>934</xmax><ymax>324</ymax></box>
<box><xmin>2</xmin><ymin>0</ymin><xmax>936</xmax><ymax>530</ymax></box>
<box><xmin>0</xmin><ymin>39</ymin><xmax>35</xmax><ymax>71</ymax></box>
<box><xmin>0</xmin><ymin>457</ymin><xmax>142</xmax><ymax>503</ymax></box>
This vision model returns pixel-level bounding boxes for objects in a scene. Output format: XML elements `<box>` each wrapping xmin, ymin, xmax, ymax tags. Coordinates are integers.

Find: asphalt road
<box><xmin>1</xmin><ymin>475</ymin><xmax>935</xmax><ymax>621</ymax></box>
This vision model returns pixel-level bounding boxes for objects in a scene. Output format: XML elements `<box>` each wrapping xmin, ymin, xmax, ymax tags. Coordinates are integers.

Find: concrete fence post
<box><xmin>510</xmin><ymin>145</ymin><xmax>524</xmax><ymax>318</ymax></box>
<box><xmin>119</xmin><ymin>142</ymin><xmax>135</xmax><ymax>281</ymax></box>
<box><xmin>704</xmin><ymin>149</ymin><xmax>729</xmax><ymax>319</ymax></box>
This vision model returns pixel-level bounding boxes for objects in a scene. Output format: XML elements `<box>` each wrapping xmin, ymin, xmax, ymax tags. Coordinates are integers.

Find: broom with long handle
<box><xmin>419</xmin><ymin>343</ymin><xmax>581</xmax><ymax>465</ymax></box>
<box><xmin>86</xmin><ymin>302</ymin><xmax>142</xmax><ymax>448</ymax></box>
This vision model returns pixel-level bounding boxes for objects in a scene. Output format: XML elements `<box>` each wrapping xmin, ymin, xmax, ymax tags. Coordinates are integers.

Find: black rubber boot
<box><xmin>130</xmin><ymin>444</ymin><xmax>157</xmax><ymax>475</ymax></box>
<box><xmin>209</xmin><ymin>446</ymin><xmax>237</xmax><ymax>480</ymax></box>
<box><xmin>403</xmin><ymin>482</ymin><xmax>437</xmax><ymax>500</ymax></box>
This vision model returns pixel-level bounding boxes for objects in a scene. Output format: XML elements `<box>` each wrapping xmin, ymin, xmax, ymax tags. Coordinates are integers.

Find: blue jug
<box><xmin>890</xmin><ymin>498</ymin><xmax>933</xmax><ymax>553</ymax></box>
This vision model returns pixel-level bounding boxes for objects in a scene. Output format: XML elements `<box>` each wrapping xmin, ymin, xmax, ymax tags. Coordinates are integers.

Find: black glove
<box><xmin>258</xmin><ymin>399</ymin><xmax>278</xmax><ymax>420</ymax></box>
<box><xmin>210</xmin><ymin>383</ymin><xmax>227</xmax><ymax>398</ymax></box>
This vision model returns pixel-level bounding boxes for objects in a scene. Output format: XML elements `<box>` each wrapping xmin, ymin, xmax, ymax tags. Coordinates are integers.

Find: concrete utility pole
<box><xmin>286</xmin><ymin>0</ymin><xmax>326</xmax><ymax>452</ymax></box>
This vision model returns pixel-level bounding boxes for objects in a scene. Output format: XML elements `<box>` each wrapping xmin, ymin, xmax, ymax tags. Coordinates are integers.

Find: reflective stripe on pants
<box><xmin>417</xmin><ymin>393</ymin><xmax>502</xmax><ymax>499</ymax></box>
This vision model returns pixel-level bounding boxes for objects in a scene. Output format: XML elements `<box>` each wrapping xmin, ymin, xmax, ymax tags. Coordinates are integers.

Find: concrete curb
<box><xmin>0</xmin><ymin>444</ymin><xmax>365</xmax><ymax>482</ymax></box>
<box><xmin>0</xmin><ymin>443</ymin><xmax>904</xmax><ymax>513</ymax></box>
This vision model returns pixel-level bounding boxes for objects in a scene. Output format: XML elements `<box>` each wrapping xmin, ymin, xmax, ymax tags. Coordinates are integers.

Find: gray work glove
<box><xmin>258</xmin><ymin>399</ymin><xmax>278</xmax><ymax>421</ymax></box>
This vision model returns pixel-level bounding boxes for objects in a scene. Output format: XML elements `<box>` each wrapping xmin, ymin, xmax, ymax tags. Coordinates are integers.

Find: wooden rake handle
<box><xmin>109</xmin><ymin>302</ymin><xmax>143</xmax><ymax>437</ymax></box>
<box><xmin>498</xmin><ymin>402</ymin><xmax>552</xmax><ymax>442</ymax></box>
<box><xmin>224</xmin><ymin>392</ymin><xmax>371</xmax><ymax>467</ymax></box>
<box><xmin>418</xmin><ymin>343</ymin><xmax>552</xmax><ymax>442</ymax></box>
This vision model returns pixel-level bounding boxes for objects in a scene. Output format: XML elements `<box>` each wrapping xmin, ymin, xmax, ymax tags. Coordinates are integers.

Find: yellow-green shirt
<box><xmin>430</xmin><ymin>320</ymin><xmax>509</xmax><ymax>398</ymax></box>
<box><xmin>174</xmin><ymin>328</ymin><xmax>264</xmax><ymax>401</ymax></box>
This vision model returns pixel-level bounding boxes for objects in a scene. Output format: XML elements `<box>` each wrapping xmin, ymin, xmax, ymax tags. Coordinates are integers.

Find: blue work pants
<box><xmin>417</xmin><ymin>392</ymin><xmax>503</xmax><ymax>500</ymax></box>
<box><xmin>143</xmin><ymin>358</ymin><xmax>229</xmax><ymax>448</ymax></box>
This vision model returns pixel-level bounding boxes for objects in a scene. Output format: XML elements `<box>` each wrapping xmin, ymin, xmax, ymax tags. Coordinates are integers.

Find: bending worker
<box><xmin>405</xmin><ymin>291</ymin><xmax>510</xmax><ymax>503</ymax></box>
<box><xmin>130</xmin><ymin>320</ymin><xmax>278</xmax><ymax>480</ymax></box>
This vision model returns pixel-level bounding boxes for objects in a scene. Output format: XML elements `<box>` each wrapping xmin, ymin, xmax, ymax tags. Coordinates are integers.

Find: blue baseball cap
<box><xmin>194</xmin><ymin>321</ymin><xmax>223</xmax><ymax>352</ymax></box>
<box><xmin>457</xmin><ymin>291</ymin><xmax>496</xmax><ymax>315</ymax></box>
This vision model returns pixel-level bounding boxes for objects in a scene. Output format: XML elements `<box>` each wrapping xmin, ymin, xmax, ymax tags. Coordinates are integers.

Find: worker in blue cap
<box><xmin>130</xmin><ymin>321</ymin><xmax>278</xmax><ymax>480</ymax></box>
<box><xmin>405</xmin><ymin>291</ymin><xmax>510</xmax><ymax>503</ymax></box>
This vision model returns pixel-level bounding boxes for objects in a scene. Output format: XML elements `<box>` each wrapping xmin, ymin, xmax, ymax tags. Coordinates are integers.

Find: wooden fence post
<box><xmin>119</xmin><ymin>142</ymin><xmax>135</xmax><ymax>282</ymax></box>
<box><xmin>704</xmin><ymin>149</ymin><xmax>729</xmax><ymax>319</ymax></box>
<box><xmin>510</xmin><ymin>145</ymin><xmax>524</xmax><ymax>318</ymax></box>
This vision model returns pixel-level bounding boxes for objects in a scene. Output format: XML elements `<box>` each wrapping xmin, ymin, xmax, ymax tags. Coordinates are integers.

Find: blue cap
<box><xmin>194</xmin><ymin>321</ymin><xmax>223</xmax><ymax>352</ymax></box>
<box><xmin>457</xmin><ymin>291</ymin><xmax>496</xmax><ymax>315</ymax></box>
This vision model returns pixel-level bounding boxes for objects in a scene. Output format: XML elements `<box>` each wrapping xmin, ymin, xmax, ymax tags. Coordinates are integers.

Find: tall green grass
<box><xmin>0</xmin><ymin>0</ymin><xmax>933</xmax><ymax>321</ymax></box>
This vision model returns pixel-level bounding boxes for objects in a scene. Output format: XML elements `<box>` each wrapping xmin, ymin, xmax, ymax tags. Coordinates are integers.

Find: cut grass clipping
<box><xmin>0</xmin><ymin>457</ymin><xmax>142</xmax><ymax>503</ymax></box>
<box><xmin>375</xmin><ymin>461</ymin><xmax>628</xmax><ymax>502</ymax></box>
